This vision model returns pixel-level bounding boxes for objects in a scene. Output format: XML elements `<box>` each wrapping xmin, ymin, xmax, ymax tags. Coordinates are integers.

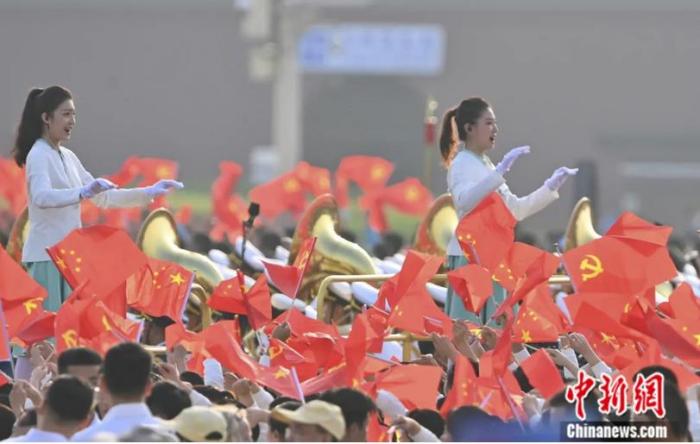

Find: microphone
<box><xmin>244</xmin><ymin>202</ymin><xmax>260</xmax><ymax>228</ymax></box>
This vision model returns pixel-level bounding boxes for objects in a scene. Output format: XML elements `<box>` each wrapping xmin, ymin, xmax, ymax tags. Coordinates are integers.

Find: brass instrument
<box><xmin>288</xmin><ymin>194</ymin><xmax>379</xmax><ymax>321</ymax></box>
<box><xmin>563</xmin><ymin>197</ymin><xmax>601</xmax><ymax>251</ymax></box>
<box><xmin>413</xmin><ymin>193</ymin><xmax>458</xmax><ymax>257</ymax></box>
<box><xmin>137</xmin><ymin>208</ymin><xmax>224</xmax><ymax>329</ymax></box>
<box><xmin>6</xmin><ymin>207</ymin><xmax>29</xmax><ymax>264</ymax></box>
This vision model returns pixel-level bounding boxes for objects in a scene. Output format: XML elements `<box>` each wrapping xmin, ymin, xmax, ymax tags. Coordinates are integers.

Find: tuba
<box><xmin>563</xmin><ymin>197</ymin><xmax>601</xmax><ymax>251</ymax></box>
<box><xmin>289</xmin><ymin>194</ymin><xmax>379</xmax><ymax>321</ymax></box>
<box><xmin>413</xmin><ymin>193</ymin><xmax>458</xmax><ymax>258</ymax></box>
<box><xmin>137</xmin><ymin>208</ymin><xmax>225</xmax><ymax>328</ymax></box>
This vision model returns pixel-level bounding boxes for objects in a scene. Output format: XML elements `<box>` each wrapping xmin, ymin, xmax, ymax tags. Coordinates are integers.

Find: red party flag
<box><xmin>520</xmin><ymin>350</ymin><xmax>566</xmax><ymax>399</ymax></box>
<box><xmin>0</xmin><ymin>302</ymin><xmax>12</xmax><ymax>361</ymax></box>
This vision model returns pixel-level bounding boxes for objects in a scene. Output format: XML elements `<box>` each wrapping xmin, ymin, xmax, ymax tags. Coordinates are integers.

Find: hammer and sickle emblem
<box><xmin>23</xmin><ymin>298</ymin><xmax>42</xmax><ymax>314</ymax></box>
<box><xmin>580</xmin><ymin>254</ymin><xmax>604</xmax><ymax>282</ymax></box>
<box><xmin>62</xmin><ymin>330</ymin><xmax>79</xmax><ymax>348</ymax></box>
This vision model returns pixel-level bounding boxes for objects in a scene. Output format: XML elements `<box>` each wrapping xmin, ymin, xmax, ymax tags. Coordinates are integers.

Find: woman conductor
<box><xmin>440</xmin><ymin>97</ymin><xmax>577</xmax><ymax>324</ymax></box>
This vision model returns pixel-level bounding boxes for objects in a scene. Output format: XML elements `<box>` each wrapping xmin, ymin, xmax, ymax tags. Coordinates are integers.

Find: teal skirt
<box><xmin>445</xmin><ymin>255</ymin><xmax>507</xmax><ymax>326</ymax></box>
<box><xmin>24</xmin><ymin>261</ymin><xmax>72</xmax><ymax>312</ymax></box>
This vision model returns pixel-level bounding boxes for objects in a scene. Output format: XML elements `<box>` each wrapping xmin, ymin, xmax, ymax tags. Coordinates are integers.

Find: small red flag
<box><xmin>447</xmin><ymin>264</ymin><xmax>493</xmax><ymax>314</ymax></box>
<box><xmin>334</xmin><ymin>156</ymin><xmax>394</xmax><ymax>208</ymax></box>
<box><xmin>262</xmin><ymin>237</ymin><xmax>316</xmax><ymax>299</ymax></box>
<box><xmin>126</xmin><ymin>258</ymin><xmax>193</xmax><ymax>322</ymax></box>
<box><xmin>249</xmin><ymin>171</ymin><xmax>307</xmax><ymax>220</ymax></box>
<box><xmin>520</xmin><ymin>350</ymin><xmax>566</xmax><ymax>399</ymax></box>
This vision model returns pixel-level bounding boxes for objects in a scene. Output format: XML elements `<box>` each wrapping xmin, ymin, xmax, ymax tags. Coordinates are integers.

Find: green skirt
<box><xmin>445</xmin><ymin>255</ymin><xmax>507</xmax><ymax>326</ymax></box>
<box><xmin>24</xmin><ymin>261</ymin><xmax>72</xmax><ymax>312</ymax></box>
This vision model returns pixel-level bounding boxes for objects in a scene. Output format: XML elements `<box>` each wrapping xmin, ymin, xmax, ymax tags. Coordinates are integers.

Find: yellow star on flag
<box><xmin>521</xmin><ymin>330</ymin><xmax>532</xmax><ymax>342</ymax></box>
<box><xmin>169</xmin><ymin>272</ymin><xmax>186</xmax><ymax>285</ymax></box>
<box><xmin>274</xmin><ymin>368</ymin><xmax>290</xmax><ymax>379</ymax></box>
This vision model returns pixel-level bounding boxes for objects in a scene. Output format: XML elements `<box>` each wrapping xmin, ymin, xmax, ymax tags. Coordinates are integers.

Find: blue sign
<box><xmin>298</xmin><ymin>24</ymin><xmax>445</xmax><ymax>75</ymax></box>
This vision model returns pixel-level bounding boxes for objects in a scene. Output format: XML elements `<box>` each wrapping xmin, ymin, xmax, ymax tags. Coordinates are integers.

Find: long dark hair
<box><xmin>13</xmin><ymin>86</ymin><xmax>72</xmax><ymax>167</ymax></box>
<box><xmin>438</xmin><ymin>97</ymin><xmax>490</xmax><ymax>166</ymax></box>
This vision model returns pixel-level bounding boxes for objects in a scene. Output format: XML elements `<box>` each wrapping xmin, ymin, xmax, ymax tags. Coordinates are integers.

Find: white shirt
<box><xmin>446</xmin><ymin>147</ymin><xmax>559</xmax><ymax>255</ymax></box>
<box><xmin>70</xmin><ymin>402</ymin><xmax>163</xmax><ymax>441</ymax></box>
<box><xmin>5</xmin><ymin>428</ymin><xmax>68</xmax><ymax>442</ymax></box>
<box><xmin>22</xmin><ymin>139</ymin><xmax>152</xmax><ymax>262</ymax></box>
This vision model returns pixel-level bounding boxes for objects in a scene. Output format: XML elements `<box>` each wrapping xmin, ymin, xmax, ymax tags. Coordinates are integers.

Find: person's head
<box><xmin>272</xmin><ymin>400</ymin><xmax>346</xmax><ymax>442</ymax></box>
<box><xmin>58</xmin><ymin>347</ymin><xmax>103</xmax><ymax>387</ymax></box>
<box><xmin>146</xmin><ymin>381</ymin><xmax>192</xmax><ymax>420</ymax></box>
<box><xmin>269</xmin><ymin>400</ymin><xmax>301</xmax><ymax>442</ymax></box>
<box><xmin>13</xmin><ymin>86</ymin><xmax>74</xmax><ymax>166</ymax></box>
<box><xmin>407</xmin><ymin>409</ymin><xmax>445</xmax><ymax>440</ymax></box>
<box><xmin>634</xmin><ymin>366</ymin><xmax>679</xmax><ymax>388</ymax></box>
<box><xmin>179</xmin><ymin>371</ymin><xmax>205</xmax><ymax>386</ymax></box>
<box><xmin>12</xmin><ymin>409</ymin><xmax>37</xmax><ymax>438</ymax></box>
<box><xmin>0</xmin><ymin>404</ymin><xmax>16</xmax><ymax>441</ymax></box>
<box><xmin>444</xmin><ymin>406</ymin><xmax>504</xmax><ymax>441</ymax></box>
<box><xmin>631</xmin><ymin>382</ymin><xmax>689</xmax><ymax>441</ymax></box>
<box><xmin>438</xmin><ymin>97</ymin><xmax>494</xmax><ymax>165</ymax></box>
<box><xmin>101</xmin><ymin>342</ymin><xmax>152</xmax><ymax>403</ymax></box>
<box><xmin>544</xmin><ymin>389</ymin><xmax>602</xmax><ymax>425</ymax></box>
<box><xmin>319</xmin><ymin>388</ymin><xmax>375</xmax><ymax>441</ymax></box>
<box><xmin>39</xmin><ymin>375</ymin><xmax>94</xmax><ymax>435</ymax></box>
<box><xmin>119</xmin><ymin>425</ymin><xmax>179</xmax><ymax>442</ymax></box>
<box><xmin>169</xmin><ymin>406</ymin><xmax>228</xmax><ymax>442</ymax></box>
<box><xmin>193</xmin><ymin>385</ymin><xmax>239</xmax><ymax>405</ymax></box>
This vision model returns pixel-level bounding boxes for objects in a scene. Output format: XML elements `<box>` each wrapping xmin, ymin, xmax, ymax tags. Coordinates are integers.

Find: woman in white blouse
<box><xmin>12</xmin><ymin>86</ymin><xmax>183</xmax><ymax>312</ymax></box>
<box><xmin>439</xmin><ymin>97</ymin><xmax>577</xmax><ymax>324</ymax></box>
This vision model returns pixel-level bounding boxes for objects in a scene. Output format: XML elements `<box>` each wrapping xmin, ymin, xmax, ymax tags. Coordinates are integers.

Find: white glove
<box><xmin>495</xmin><ymin>145</ymin><xmax>530</xmax><ymax>176</ymax></box>
<box><xmin>544</xmin><ymin>167</ymin><xmax>578</xmax><ymax>191</ymax></box>
<box><xmin>80</xmin><ymin>178</ymin><xmax>116</xmax><ymax>199</ymax></box>
<box><xmin>376</xmin><ymin>389</ymin><xmax>408</xmax><ymax>420</ymax></box>
<box><xmin>145</xmin><ymin>179</ymin><xmax>184</xmax><ymax>198</ymax></box>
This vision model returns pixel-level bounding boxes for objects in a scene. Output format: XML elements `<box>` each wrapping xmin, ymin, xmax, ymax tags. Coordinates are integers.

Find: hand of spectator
<box><xmin>223</xmin><ymin>372</ymin><xmax>238</xmax><ymax>392</ymax></box>
<box><xmin>156</xmin><ymin>362</ymin><xmax>180</xmax><ymax>384</ymax></box>
<box><xmin>168</xmin><ymin>345</ymin><xmax>189</xmax><ymax>373</ymax></box>
<box><xmin>391</xmin><ymin>415</ymin><xmax>422</xmax><ymax>437</ymax></box>
<box><xmin>430</xmin><ymin>333</ymin><xmax>458</xmax><ymax>367</ymax></box>
<box><xmin>568</xmin><ymin>332</ymin><xmax>599</xmax><ymax>365</ymax></box>
<box><xmin>9</xmin><ymin>381</ymin><xmax>27</xmax><ymax>417</ymax></box>
<box><xmin>480</xmin><ymin>326</ymin><xmax>499</xmax><ymax>351</ymax></box>
<box><xmin>231</xmin><ymin>378</ymin><xmax>255</xmax><ymax>407</ymax></box>
<box><xmin>245</xmin><ymin>407</ymin><xmax>270</xmax><ymax>428</ymax></box>
<box><xmin>522</xmin><ymin>394</ymin><xmax>542</xmax><ymax>418</ymax></box>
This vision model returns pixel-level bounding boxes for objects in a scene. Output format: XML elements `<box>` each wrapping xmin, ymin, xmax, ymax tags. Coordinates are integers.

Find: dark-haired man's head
<box><xmin>0</xmin><ymin>405</ymin><xmax>15</xmax><ymax>441</ymax></box>
<box><xmin>445</xmin><ymin>406</ymin><xmax>505</xmax><ymax>441</ymax></box>
<box><xmin>543</xmin><ymin>388</ymin><xmax>602</xmax><ymax>428</ymax></box>
<box><xmin>101</xmin><ymin>342</ymin><xmax>152</xmax><ymax>403</ymax></box>
<box><xmin>39</xmin><ymin>375</ymin><xmax>94</xmax><ymax>438</ymax></box>
<box><xmin>319</xmin><ymin>388</ymin><xmax>375</xmax><ymax>442</ymax></box>
<box><xmin>408</xmin><ymin>409</ymin><xmax>445</xmax><ymax>440</ymax></box>
<box><xmin>179</xmin><ymin>371</ymin><xmax>205</xmax><ymax>386</ymax></box>
<box><xmin>269</xmin><ymin>400</ymin><xmax>301</xmax><ymax>442</ymax></box>
<box><xmin>58</xmin><ymin>347</ymin><xmax>103</xmax><ymax>387</ymax></box>
<box><xmin>146</xmin><ymin>381</ymin><xmax>192</xmax><ymax>420</ymax></box>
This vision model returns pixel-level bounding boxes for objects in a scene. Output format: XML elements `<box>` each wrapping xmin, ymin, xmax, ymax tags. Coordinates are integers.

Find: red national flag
<box><xmin>447</xmin><ymin>264</ymin><xmax>493</xmax><ymax>314</ymax></box>
<box><xmin>133</xmin><ymin>157</ymin><xmax>179</xmax><ymax>184</ymax></box>
<box><xmin>455</xmin><ymin>193</ymin><xmax>516</xmax><ymax>272</ymax></box>
<box><xmin>209</xmin><ymin>273</ymin><xmax>271</xmax><ymax>330</ymax></box>
<box><xmin>0</xmin><ymin>244</ymin><xmax>47</xmax><ymax>303</ymax></box>
<box><xmin>572</xmin><ymin>301</ymin><xmax>650</xmax><ymax>343</ymax></box>
<box><xmin>106</xmin><ymin>156</ymin><xmax>140</xmax><ymax>186</ymax></box>
<box><xmin>274</xmin><ymin>307</ymin><xmax>340</xmax><ymax>340</ymax></box>
<box><xmin>334</xmin><ymin>156</ymin><xmax>394</xmax><ymax>208</ymax></box>
<box><xmin>479</xmin><ymin>319</ymin><xmax>514</xmax><ymax>380</ymax></box>
<box><xmin>0</xmin><ymin>302</ymin><xmax>12</xmax><ymax>361</ymax></box>
<box><xmin>211</xmin><ymin>161</ymin><xmax>247</xmax><ymax>236</ymax></box>
<box><xmin>203</xmin><ymin>320</ymin><xmax>258</xmax><ymax>380</ymax></box>
<box><xmin>361</xmin><ymin>178</ymin><xmax>433</xmax><ymax>231</ymax></box>
<box><xmin>0</xmin><ymin>157</ymin><xmax>27</xmax><ymax>216</ymax></box>
<box><xmin>440</xmin><ymin>354</ymin><xmax>478</xmax><ymax>416</ymax></box>
<box><xmin>301</xmin><ymin>362</ymin><xmax>351</xmax><ymax>396</ymax></box>
<box><xmin>126</xmin><ymin>258</ymin><xmax>193</xmax><ymax>322</ymax></box>
<box><xmin>373</xmin><ymin>364</ymin><xmax>443</xmax><ymax>410</ymax></box>
<box><xmin>47</xmin><ymin>226</ymin><xmax>148</xmax><ymax>301</ymax></box>
<box><xmin>513</xmin><ymin>283</ymin><xmax>569</xmax><ymax>343</ymax></box>
<box><xmin>262</xmin><ymin>237</ymin><xmax>316</xmax><ymax>300</ymax></box>
<box><xmin>388</xmin><ymin>251</ymin><xmax>453</xmax><ymax>337</ymax></box>
<box><xmin>208</xmin><ymin>273</ymin><xmax>247</xmax><ymax>314</ymax></box>
<box><xmin>520</xmin><ymin>350</ymin><xmax>566</xmax><ymax>399</ymax></box>
<box><xmin>294</xmin><ymin>161</ymin><xmax>332</xmax><ymax>197</ymax></box>
<box><xmin>668</xmin><ymin>283</ymin><xmax>700</xmax><ymax>322</ymax></box>
<box><xmin>562</xmin><ymin>216</ymin><xmax>676</xmax><ymax>294</ymax></box>
<box><xmin>249</xmin><ymin>171</ymin><xmax>307</xmax><ymax>220</ymax></box>
<box><xmin>241</xmin><ymin>275</ymin><xmax>272</xmax><ymax>330</ymax></box>
<box><xmin>644</xmin><ymin>312</ymin><xmax>700</xmax><ymax>368</ymax></box>
<box><xmin>256</xmin><ymin>365</ymin><xmax>303</xmax><ymax>400</ymax></box>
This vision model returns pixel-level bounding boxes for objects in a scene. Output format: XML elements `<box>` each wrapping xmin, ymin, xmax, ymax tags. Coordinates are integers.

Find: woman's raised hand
<box><xmin>495</xmin><ymin>145</ymin><xmax>530</xmax><ymax>176</ymax></box>
<box><xmin>145</xmin><ymin>179</ymin><xmax>184</xmax><ymax>198</ymax></box>
<box><xmin>80</xmin><ymin>178</ymin><xmax>116</xmax><ymax>199</ymax></box>
<box><xmin>545</xmin><ymin>166</ymin><xmax>578</xmax><ymax>191</ymax></box>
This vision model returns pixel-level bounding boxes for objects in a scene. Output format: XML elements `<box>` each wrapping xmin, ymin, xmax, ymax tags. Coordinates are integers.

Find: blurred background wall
<box><xmin>2</xmin><ymin>0</ymin><xmax>700</xmax><ymax>242</ymax></box>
